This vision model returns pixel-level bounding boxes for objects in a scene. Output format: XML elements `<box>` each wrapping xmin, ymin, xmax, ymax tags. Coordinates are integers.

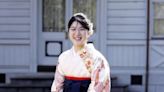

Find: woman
<box><xmin>51</xmin><ymin>13</ymin><xmax>110</xmax><ymax>92</ymax></box>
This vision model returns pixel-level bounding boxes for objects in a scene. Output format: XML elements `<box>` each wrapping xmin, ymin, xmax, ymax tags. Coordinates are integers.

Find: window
<box><xmin>153</xmin><ymin>2</ymin><xmax>164</xmax><ymax>36</ymax></box>
<box><xmin>43</xmin><ymin>0</ymin><xmax>65</xmax><ymax>32</ymax></box>
<box><xmin>43</xmin><ymin>0</ymin><xmax>96</xmax><ymax>32</ymax></box>
<box><xmin>73</xmin><ymin>0</ymin><xmax>96</xmax><ymax>29</ymax></box>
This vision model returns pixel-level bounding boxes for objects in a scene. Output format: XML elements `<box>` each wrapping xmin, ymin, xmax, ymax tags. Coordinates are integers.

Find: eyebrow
<box><xmin>70</xmin><ymin>27</ymin><xmax>75</xmax><ymax>28</ymax></box>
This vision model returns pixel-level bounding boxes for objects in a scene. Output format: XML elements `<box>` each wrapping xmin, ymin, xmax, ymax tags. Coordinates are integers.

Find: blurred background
<box><xmin>0</xmin><ymin>0</ymin><xmax>164</xmax><ymax>92</ymax></box>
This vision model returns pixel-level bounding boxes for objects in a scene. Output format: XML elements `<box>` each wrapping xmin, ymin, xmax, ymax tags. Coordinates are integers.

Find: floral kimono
<box><xmin>51</xmin><ymin>44</ymin><xmax>110</xmax><ymax>92</ymax></box>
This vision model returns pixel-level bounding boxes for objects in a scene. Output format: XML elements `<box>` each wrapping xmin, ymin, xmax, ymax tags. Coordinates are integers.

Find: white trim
<box><xmin>64</xmin><ymin>0</ymin><xmax>73</xmax><ymax>51</ymax></box>
<box><xmin>30</xmin><ymin>0</ymin><xmax>37</xmax><ymax>72</ymax></box>
<box><xmin>0</xmin><ymin>40</ymin><xmax>30</xmax><ymax>44</ymax></box>
<box><xmin>38</xmin><ymin>0</ymin><xmax>43</xmax><ymax>65</ymax></box>
<box><xmin>98</xmin><ymin>0</ymin><xmax>107</xmax><ymax>57</ymax></box>
<box><xmin>149</xmin><ymin>0</ymin><xmax>154</xmax><ymax>39</ymax></box>
<box><xmin>65</xmin><ymin>0</ymin><xmax>72</xmax><ymax>32</ymax></box>
<box><xmin>150</xmin><ymin>40</ymin><xmax>164</xmax><ymax>45</ymax></box>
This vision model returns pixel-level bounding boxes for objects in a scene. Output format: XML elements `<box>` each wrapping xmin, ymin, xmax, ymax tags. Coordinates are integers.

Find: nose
<box><xmin>75</xmin><ymin>29</ymin><xmax>81</xmax><ymax>36</ymax></box>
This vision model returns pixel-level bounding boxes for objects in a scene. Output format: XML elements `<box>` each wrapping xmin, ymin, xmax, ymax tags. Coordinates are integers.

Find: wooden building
<box><xmin>0</xmin><ymin>0</ymin><xmax>164</xmax><ymax>92</ymax></box>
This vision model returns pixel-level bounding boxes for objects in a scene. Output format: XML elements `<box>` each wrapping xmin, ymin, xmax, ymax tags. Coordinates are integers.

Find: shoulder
<box><xmin>93</xmin><ymin>49</ymin><xmax>110</xmax><ymax>65</ymax></box>
<box><xmin>87</xmin><ymin>44</ymin><xmax>107</xmax><ymax>61</ymax></box>
<box><xmin>94</xmin><ymin>49</ymin><xmax>106</xmax><ymax>61</ymax></box>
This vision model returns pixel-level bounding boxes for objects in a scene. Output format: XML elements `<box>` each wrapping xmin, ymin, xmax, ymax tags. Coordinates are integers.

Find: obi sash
<box><xmin>63</xmin><ymin>76</ymin><xmax>91</xmax><ymax>92</ymax></box>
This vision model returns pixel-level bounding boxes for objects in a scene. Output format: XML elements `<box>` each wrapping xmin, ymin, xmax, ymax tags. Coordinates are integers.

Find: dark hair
<box><xmin>68</xmin><ymin>13</ymin><xmax>93</xmax><ymax>35</ymax></box>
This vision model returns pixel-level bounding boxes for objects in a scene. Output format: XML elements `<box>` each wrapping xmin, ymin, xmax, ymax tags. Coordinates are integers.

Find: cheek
<box><xmin>85</xmin><ymin>32</ymin><xmax>90</xmax><ymax>39</ymax></box>
<box><xmin>68</xmin><ymin>32</ymin><xmax>74</xmax><ymax>40</ymax></box>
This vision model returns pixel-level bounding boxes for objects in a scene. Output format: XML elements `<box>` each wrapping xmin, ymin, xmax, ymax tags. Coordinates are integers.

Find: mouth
<box><xmin>73</xmin><ymin>36</ymin><xmax>82</xmax><ymax>41</ymax></box>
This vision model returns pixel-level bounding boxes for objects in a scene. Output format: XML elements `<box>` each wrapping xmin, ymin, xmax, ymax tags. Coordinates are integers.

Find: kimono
<box><xmin>51</xmin><ymin>44</ymin><xmax>110</xmax><ymax>92</ymax></box>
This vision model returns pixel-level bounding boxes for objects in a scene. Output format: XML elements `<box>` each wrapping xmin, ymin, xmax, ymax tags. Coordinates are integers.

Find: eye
<box><xmin>70</xmin><ymin>28</ymin><xmax>76</xmax><ymax>31</ymax></box>
<box><xmin>79</xmin><ymin>28</ymin><xmax>86</xmax><ymax>31</ymax></box>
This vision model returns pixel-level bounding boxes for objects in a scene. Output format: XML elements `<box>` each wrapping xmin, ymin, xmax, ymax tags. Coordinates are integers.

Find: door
<box><xmin>38</xmin><ymin>0</ymin><xmax>100</xmax><ymax>66</ymax></box>
<box><xmin>149</xmin><ymin>1</ymin><xmax>164</xmax><ymax>92</ymax></box>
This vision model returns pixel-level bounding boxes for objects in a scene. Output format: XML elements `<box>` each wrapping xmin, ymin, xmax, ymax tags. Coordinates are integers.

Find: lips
<box><xmin>73</xmin><ymin>36</ymin><xmax>82</xmax><ymax>41</ymax></box>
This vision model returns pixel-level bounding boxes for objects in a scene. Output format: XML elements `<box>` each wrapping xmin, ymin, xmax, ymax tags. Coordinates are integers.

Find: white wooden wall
<box><xmin>0</xmin><ymin>0</ymin><xmax>37</xmax><ymax>73</ymax></box>
<box><xmin>107</xmin><ymin>0</ymin><xmax>146</xmax><ymax>72</ymax></box>
<box><xmin>106</xmin><ymin>0</ymin><xmax>147</xmax><ymax>91</ymax></box>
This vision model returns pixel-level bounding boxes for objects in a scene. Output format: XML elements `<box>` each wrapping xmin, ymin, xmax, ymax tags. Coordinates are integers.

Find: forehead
<box><xmin>70</xmin><ymin>21</ymin><xmax>83</xmax><ymax>28</ymax></box>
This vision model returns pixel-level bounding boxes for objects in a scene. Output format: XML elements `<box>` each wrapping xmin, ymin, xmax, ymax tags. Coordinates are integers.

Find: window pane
<box><xmin>43</xmin><ymin>0</ymin><xmax>65</xmax><ymax>32</ymax></box>
<box><xmin>73</xmin><ymin>0</ymin><xmax>96</xmax><ymax>29</ymax></box>
<box><xmin>154</xmin><ymin>19</ymin><xmax>164</xmax><ymax>35</ymax></box>
<box><xmin>154</xmin><ymin>3</ymin><xmax>164</xmax><ymax>35</ymax></box>
<box><xmin>154</xmin><ymin>3</ymin><xmax>164</xmax><ymax>19</ymax></box>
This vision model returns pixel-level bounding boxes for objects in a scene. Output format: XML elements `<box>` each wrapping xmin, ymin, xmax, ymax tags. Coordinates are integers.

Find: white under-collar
<box><xmin>71</xmin><ymin>43</ymin><xmax>95</xmax><ymax>56</ymax></box>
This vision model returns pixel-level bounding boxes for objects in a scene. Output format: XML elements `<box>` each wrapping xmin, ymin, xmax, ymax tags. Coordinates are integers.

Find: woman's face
<box><xmin>69</xmin><ymin>21</ymin><xmax>90</xmax><ymax>47</ymax></box>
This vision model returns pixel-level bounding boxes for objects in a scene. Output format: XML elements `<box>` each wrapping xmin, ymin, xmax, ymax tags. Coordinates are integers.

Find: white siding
<box><xmin>106</xmin><ymin>1</ymin><xmax>147</xmax><ymax>91</ymax></box>
<box><xmin>107</xmin><ymin>43</ymin><xmax>146</xmax><ymax>67</ymax></box>
<box><xmin>107</xmin><ymin>25</ymin><xmax>145</xmax><ymax>32</ymax></box>
<box><xmin>0</xmin><ymin>32</ymin><xmax>30</xmax><ymax>39</ymax></box>
<box><xmin>0</xmin><ymin>0</ymin><xmax>36</xmax><ymax>73</ymax></box>
<box><xmin>108</xmin><ymin>1</ymin><xmax>145</xmax><ymax>9</ymax></box>
<box><xmin>0</xmin><ymin>17</ymin><xmax>30</xmax><ymax>24</ymax></box>
<box><xmin>107</xmin><ymin>0</ymin><xmax>146</xmax><ymax>70</ymax></box>
<box><xmin>0</xmin><ymin>45</ymin><xmax>30</xmax><ymax>66</ymax></box>
<box><xmin>0</xmin><ymin>25</ymin><xmax>30</xmax><ymax>32</ymax></box>
<box><xmin>108</xmin><ymin>10</ymin><xmax>146</xmax><ymax>17</ymax></box>
<box><xmin>107</xmin><ymin>0</ymin><xmax>146</xmax><ymax>40</ymax></box>
<box><xmin>0</xmin><ymin>1</ymin><xmax>30</xmax><ymax>9</ymax></box>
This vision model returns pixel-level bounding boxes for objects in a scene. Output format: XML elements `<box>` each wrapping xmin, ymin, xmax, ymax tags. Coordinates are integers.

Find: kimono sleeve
<box><xmin>88</xmin><ymin>56</ymin><xmax>111</xmax><ymax>92</ymax></box>
<box><xmin>51</xmin><ymin>56</ymin><xmax>65</xmax><ymax>92</ymax></box>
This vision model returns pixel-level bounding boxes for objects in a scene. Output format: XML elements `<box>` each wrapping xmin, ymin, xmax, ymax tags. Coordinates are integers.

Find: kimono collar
<box><xmin>72</xmin><ymin>44</ymin><xmax>95</xmax><ymax>56</ymax></box>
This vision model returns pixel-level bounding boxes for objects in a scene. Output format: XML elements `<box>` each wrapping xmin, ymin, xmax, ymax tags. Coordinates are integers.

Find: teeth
<box><xmin>74</xmin><ymin>37</ymin><xmax>81</xmax><ymax>41</ymax></box>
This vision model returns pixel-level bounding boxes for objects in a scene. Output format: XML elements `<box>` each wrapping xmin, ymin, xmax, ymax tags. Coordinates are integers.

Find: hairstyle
<box><xmin>68</xmin><ymin>13</ymin><xmax>93</xmax><ymax>35</ymax></box>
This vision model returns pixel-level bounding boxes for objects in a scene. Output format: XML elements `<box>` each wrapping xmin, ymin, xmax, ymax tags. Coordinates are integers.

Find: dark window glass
<box><xmin>43</xmin><ymin>0</ymin><xmax>65</xmax><ymax>32</ymax></box>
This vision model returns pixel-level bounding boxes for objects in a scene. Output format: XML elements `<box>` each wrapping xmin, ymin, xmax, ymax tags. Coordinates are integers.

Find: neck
<box><xmin>74</xmin><ymin>44</ymin><xmax>86</xmax><ymax>53</ymax></box>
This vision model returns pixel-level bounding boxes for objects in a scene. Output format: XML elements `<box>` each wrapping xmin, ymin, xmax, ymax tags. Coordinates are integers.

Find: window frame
<box><xmin>150</xmin><ymin>0</ymin><xmax>164</xmax><ymax>39</ymax></box>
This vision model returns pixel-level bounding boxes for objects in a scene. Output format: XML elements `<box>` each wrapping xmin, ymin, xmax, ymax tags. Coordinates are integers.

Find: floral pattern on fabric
<box><xmin>78</xmin><ymin>47</ymin><xmax>93</xmax><ymax>73</ymax></box>
<box><xmin>77</xmin><ymin>46</ymin><xmax>110</xmax><ymax>92</ymax></box>
<box><xmin>51</xmin><ymin>44</ymin><xmax>110</xmax><ymax>92</ymax></box>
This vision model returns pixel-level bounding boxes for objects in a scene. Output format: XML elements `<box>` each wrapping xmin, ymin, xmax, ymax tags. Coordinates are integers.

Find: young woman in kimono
<box><xmin>51</xmin><ymin>13</ymin><xmax>110</xmax><ymax>92</ymax></box>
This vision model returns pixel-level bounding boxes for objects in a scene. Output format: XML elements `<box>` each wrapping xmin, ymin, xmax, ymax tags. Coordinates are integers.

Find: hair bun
<box><xmin>72</xmin><ymin>13</ymin><xmax>94</xmax><ymax>35</ymax></box>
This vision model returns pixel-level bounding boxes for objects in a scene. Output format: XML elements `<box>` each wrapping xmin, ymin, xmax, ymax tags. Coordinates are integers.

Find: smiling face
<box><xmin>69</xmin><ymin>21</ymin><xmax>90</xmax><ymax>48</ymax></box>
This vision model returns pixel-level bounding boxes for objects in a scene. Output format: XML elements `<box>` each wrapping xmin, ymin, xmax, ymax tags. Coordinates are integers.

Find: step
<box><xmin>11</xmin><ymin>77</ymin><xmax>53</xmax><ymax>85</ymax></box>
<box><xmin>111</xmin><ymin>76</ymin><xmax>117</xmax><ymax>84</ymax></box>
<box><xmin>1</xmin><ymin>73</ymin><xmax>128</xmax><ymax>92</ymax></box>
<box><xmin>111</xmin><ymin>76</ymin><xmax>117</xmax><ymax>81</ymax></box>
<box><xmin>9</xmin><ymin>73</ymin><xmax>54</xmax><ymax>85</ymax></box>
<box><xmin>111</xmin><ymin>84</ymin><xmax>129</xmax><ymax>92</ymax></box>
<box><xmin>10</xmin><ymin>74</ymin><xmax>117</xmax><ymax>84</ymax></box>
<box><xmin>0</xmin><ymin>83</ymin><xmax>50</xmax><ymax>92</ymax></box>
<box><xmin>0</xmin><ymin>83</ymin><xmax>129</xmax><ymax>92</ymax></box>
